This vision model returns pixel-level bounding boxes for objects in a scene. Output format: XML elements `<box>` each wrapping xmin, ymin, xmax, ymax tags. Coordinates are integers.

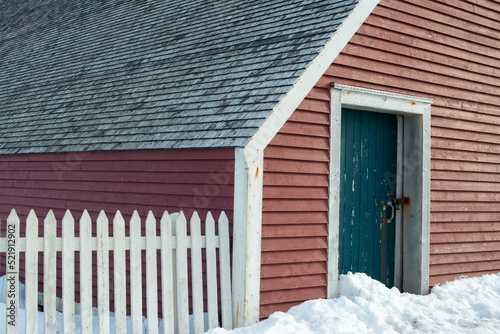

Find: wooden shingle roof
<box><xmin>0</xmin><ymin>0</ymin><xmax>361</xmax><ymax>154</ymax></box>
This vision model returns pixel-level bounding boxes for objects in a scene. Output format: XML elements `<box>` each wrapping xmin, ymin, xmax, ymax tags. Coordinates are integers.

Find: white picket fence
<box><xmin>0</xmin><ymin>209</ymin><xmax>233</xmax><ymax>334</ymax></box>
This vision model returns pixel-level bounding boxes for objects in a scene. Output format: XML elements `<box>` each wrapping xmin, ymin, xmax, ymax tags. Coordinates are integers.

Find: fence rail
<box><xmin>0</xmin><ymin>208</ymin><xmax>233</xmax><ymax>334</ymax></box>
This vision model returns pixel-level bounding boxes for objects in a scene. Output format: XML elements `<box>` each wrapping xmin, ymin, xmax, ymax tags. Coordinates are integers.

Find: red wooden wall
<box><xmin>261</xmin><ymin>93</ymin><xmax>330</xmax><ymax>318</ymax></box>
<box><xmin>0</xmin><ymin>148</ymin><xmax>234</xmax><ymax>316</ymax></box>
<box><xmin>262</xmin><ymin>0</ymin><xmax>500</xmax><ymax>318</ymax></box>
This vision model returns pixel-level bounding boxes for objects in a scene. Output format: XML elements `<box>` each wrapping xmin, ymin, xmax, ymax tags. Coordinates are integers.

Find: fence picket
<box><xmin>6</xmin><ymin>209</ymin><xmax>19</xmax><ymax>334</ymax></box>
<box><xmin>190</xmin><ymin>212</ymin><xmax>204</xmax><ymax>334</ymax></box>
<box><xmin>218</xmin><ymin>211</ymin><xmax>233</xmax><ymax>329</ymax></box>
<box><xmin>176</xmin><ymin>212</ymin><xmax>190</xmax><ymax>334</ymax></box>
<box><xmin>113</xmin><ymin>211</ymin><xmax>127</xmax><ymax>334</ymax></box>
<box><xmin>130</xmin><ymin>211</ymin><xmax>143</xmax><ymax>334</ymax></box>
<box><xmin>44</xmin><ymin>210</ymin><xmax>57</xmax><ymax>333</ymax></box>
<box><xmin>78</xmin><ymin>210</ymin><xmax>93</xmax><ymax>331</ymax></box>
<box><xmin>146</xmin><ymin>211</ymin><xmax>159</xmax><ymax>334</ymax></box>
<box><xmin>161</xmin><ymin>211</ymin><xmax>175</xmax><ymax>334</ymax></box>
<box><xmin>62</xmin><ymin>210</ymin><xmax>76</xmax><ymax>333</ymax></box>
<box><xmin>205</xmin><ymin>212</ymin><xmax>219</xmax><ymax>329</ymax></box>
<box><xmin>25</xmin><ymin>209</ymin><xmax>38</xmax><ymax>333</ymax></box>
<box><xmin>79</xmin><ymin>210</ymin><xmax>93</xmax><ymax>332</ymax></box>
<box><xmin>97</xmin><ymin>210</ymin><xmax>110</xmax><ymax>334</ymax></box>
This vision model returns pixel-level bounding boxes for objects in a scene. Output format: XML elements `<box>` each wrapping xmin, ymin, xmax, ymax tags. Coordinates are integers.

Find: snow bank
<box><xmin>207</xmin><ymin>272</ymin><xmax>500</xmax><ymax>334</ymax></box>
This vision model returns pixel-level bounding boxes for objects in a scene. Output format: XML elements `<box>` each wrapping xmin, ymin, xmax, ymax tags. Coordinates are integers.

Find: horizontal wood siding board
<box><xmin>429</xmin><ymin>270</ymin><xmax>500</xmax><ymax>287</ymax></box>
<box><xmin>431</xmin><ymin>222</ymin><xmax>500</xmax><ymax>233</ymax></box>
<box><xmin>262</xmin><ymin>199</ymin><xmax>328</xmax><ymax>212</ymax></box>
<box><xmin>263</xmin><ymin>173</ymin><xmax>329</xmax><ymax>187</ymax></box>
<box><xmin>264</xmin><ymin>146</ymin><xmax>329</xmax><ymax>162</ymax></box>
<box><xmin>0</xmin><ymin>148</ymin><xmax>235</xmax><ymax>318</ymax></box>
<box><xmin>430</xmin><ymin>232</ymin><xmax>500</xmax><ymax>243</ymax></box>
<box><xmin>0</xmin><ymin>148</ymin><xmax>234</xmax><ymax>163</ymax></box>
<box><xmin>264</xmin><ymin>159</ymin><xmax>329</xmax><ymax>175</ymax></box>
<box><xmin>430</xmin><ymin>260</ymin><xmax>500</xmax><ymax>276</ymax></box>
<box><xmin>262</xmin><ymin>224</ymin><xmax>328</xmax><ymax>238</ymax></box>
<box><xmin>327</xmin><ymin>0</ymin><xmax>500</xmax><ymax>288</ymax></box>
<box><xmin>260</xmin><ymin>287</ymin><xmax>326</xmax><ymax>306</ymax></box>
<box><xmin>431</xmin><ymin>242</ymin><xmax>500</xmax><ymax>254</ymax></box>
<box><xmin>263</xmin><ymin>186</ymin><xmax>328</xmax><ymax>200</ymax></box>
<box><xmin>261</xmin><ymin>237</ymin><xmax>328</xmax><ymax>252</ymax></box>
<box><xmin>260</xmin><ymin>262</ymin><xmax>327</xmax><ymax>279</ymax></box>
<box><xmin>262</xmin><ymin>212</ymin><xmax>329</xmax><ymax>225</ymax></box>
<box><xmin>259</xmin><ymin>301</ymin><xmax>304</xmax><ymax>320</ymax></box>
<box><xmin>431</xmin><ymin>251</ymin><xmax>500</xmax><ymax>265</ymax></box>
<box><xmin>260</xmin><ymin>275</ymin><xmax>327</xmax><ymax>292</ymax></box>
<box><xmin>261</xmin><ymin>250</ymin><xmax>327</xmax><ymax>265</ymax></box>
<box><xmin>268</xmin><ymin>134</ymin><xmax>329</xmax><ymax>150</ymax></box>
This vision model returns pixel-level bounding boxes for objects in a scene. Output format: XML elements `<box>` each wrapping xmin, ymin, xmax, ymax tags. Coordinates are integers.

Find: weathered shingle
<box><xmin>0</xmin><ymin>0</ymin><xmax>359</xmax><ymax>154</ymax></box>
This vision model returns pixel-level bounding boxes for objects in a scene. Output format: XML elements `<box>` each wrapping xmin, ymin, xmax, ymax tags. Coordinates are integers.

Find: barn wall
<box><xmin>261</xmin><ymin>93</ymin><xmax>330</xmax><ymax>318</ymax></box>
<box><xmin>261</xmin><ymin>0</ymin><xmax>500</xmax><ymax>318</ymax></box>
<box><xmin>0</xmin><ymin>148</ymin><xmax>235</xmax><ymax>315</ymax></box>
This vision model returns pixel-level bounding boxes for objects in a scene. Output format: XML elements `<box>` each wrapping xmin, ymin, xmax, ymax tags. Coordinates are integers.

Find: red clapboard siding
<box><xmin>261</xmin><ymin>93</ymin><xmax>330</xmax><ymax>319</ymax></box>
<box><xmin>0</xmin><ymin>148</ymin><xmax>235</xmax><ymax>317</ymax></box>
<box><xmin>260</xmin><ymin>0</ymin><xmax>500</xmax><ymax>318</ymax></box>
<box><xmin>326</xmin><ymin>0</ymin><xmax>500</xmax><ymax>289</ymax></box>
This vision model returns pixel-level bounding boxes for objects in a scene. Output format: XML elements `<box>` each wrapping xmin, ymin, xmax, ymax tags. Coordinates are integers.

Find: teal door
<box><xmin>339</xmin><ymin>108</ymin><xmax>398</xmax><ymax>287</ymax></box>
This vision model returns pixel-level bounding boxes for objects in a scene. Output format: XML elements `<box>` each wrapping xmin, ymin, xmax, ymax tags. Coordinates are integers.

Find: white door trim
<box><xmin>328</xmin><ymin>84</ymin><xmax>432</xmax><ymax>297</ymax></box>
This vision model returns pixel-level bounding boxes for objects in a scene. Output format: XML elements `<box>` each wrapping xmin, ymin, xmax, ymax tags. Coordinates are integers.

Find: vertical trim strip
<box><xmin>233</xmin><ymin>148</ymin><xmax>264</xmax><ymax>326</ymax></box>
<box><xmin>327</xmin><ymin>89</ymin><xmax>342</xmax><ymax>298</ymax></box>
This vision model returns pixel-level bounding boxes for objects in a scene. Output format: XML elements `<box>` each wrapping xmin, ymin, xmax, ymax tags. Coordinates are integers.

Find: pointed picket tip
<box><xmin>45</xmin><ymin>209</ymin><xmax>56</xmax><ymax>223</ymax></box>
<box><xmin>177</xmin><ymin>211</ymin><xmax>186</xmax><ymax>222</ymax></box>
<box><xmin>190</xmin><ymin>210</ymin><xmax>200</xmax><ymax>222</ymax></box>
<box><xmin>97</xmin><ymin>210</ymin><xmax>108</xmax><ymax>222</ymax></box>
<box><xmin>206</xmin><ymin>211</ymin><xmax>214</xmax><ymax>222</ymax></box>
<box><xmin>146</xmin><ymin>210</ymin><xmax>156</xmax><ymax>221</ymax></box>
<box><xmin>80</xmin><ymin>210</ymin><xmax>91</xmax><ymax>222</ymax></box>
<box><xmin>27</xmin><ymin>209</ymin><xmax>38</xmax><ymax>221</ymax></box>
<box><xmin>8</xmin><ymin>208</ymin><xmax>18</xmax><ymax>221</ymax></box>
<box><xmin>218</xmin><ymin>211</ymin><xmax>228</xmax><ymax>222</ymax></box>
<box><xmin>160</xmin><ymin>210</ymin><xmax>171</xmax><ymax>223</ymax></box>
<box><xmin>26</xmin><ymin>210</ymin><xmax>38</xmax><ymax>231</ymax></box>
<box><xmin>113</xmin><ymin>210</ymin><xmax>124</xmax><ymax>221</ymax></box>
<box><xmin>131</xmin><ymin>210</ymin><xmax>140</xmax><ymax>220</ymax></box>
<box><xmin>62</xmin><ymin>209</ymin><xmax>74</xmax><ymax>222</ymax></box>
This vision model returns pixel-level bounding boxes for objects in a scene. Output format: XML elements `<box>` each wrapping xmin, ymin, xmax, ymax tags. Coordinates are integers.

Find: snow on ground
<box><xmin>207</xmin><ymin>272</ymin><xmax>500</xmax><ymax>334</ymax></box>
<box><xmin>1</xmin><ymin>272</ymin><xmax>499</xmax><ymax>333</ymax></box>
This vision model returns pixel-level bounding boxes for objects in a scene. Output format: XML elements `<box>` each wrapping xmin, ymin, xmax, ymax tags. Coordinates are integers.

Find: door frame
<box><xmin>327</xmin><ymin>84</ymin><xmax>433</xmax><ymax>296</ymax></box>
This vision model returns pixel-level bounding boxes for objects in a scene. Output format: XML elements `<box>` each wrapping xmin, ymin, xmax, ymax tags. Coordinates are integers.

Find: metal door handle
<box><xmin>386</xmin><ymin>202</ymin><xmax>394</xmax><ymax>223</ymax></box>
<box><xmin>381</xmin><ymin>201</ymin><xmax>395</xmax><ymax>224</ymax></box>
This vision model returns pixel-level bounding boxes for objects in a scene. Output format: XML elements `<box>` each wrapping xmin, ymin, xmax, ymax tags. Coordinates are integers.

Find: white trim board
<box><xmin>328</xmin><ymin>84</ymin><xmax>432</xmax><ymax>297</ymax></box>
<box><xmin>232</xmin><ymin>148</ymin><xmax>263</xmax><ymax>327</ymax></box>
